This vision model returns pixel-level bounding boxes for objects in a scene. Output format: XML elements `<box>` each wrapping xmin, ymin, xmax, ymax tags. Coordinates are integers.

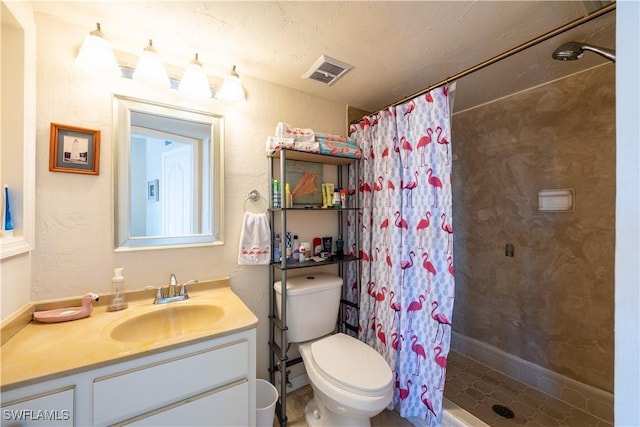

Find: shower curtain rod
<box><xmin>361</xmin><ymin>2</ymin><xmax>616</xmax><ymax>120</ymax></box>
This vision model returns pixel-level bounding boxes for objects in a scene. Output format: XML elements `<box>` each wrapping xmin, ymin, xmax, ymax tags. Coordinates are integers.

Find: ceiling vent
<box><xmin>302</xmin><ymin>55</ymin><xmax>354</xmax><ymax>86</ymax></box>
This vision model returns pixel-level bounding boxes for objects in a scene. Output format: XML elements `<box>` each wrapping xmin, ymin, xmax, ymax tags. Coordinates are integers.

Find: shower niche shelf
<box><xmin>267</xmin><ymin>148</ymin><xmax>361</xmax><ymax>426</ymax></box>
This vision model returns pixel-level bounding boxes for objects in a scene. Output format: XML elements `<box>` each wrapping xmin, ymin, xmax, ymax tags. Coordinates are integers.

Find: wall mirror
<box><xmin>113</xmin><ymin>95</ymin><xmax>224</xmax><ymax>251</ymax></box>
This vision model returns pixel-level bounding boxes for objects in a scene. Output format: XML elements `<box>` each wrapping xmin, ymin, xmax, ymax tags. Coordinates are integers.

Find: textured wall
<box><xmin>451</xmin><ymin>65</ymin><xmax>615</xmax><ymax>392</ymax></box>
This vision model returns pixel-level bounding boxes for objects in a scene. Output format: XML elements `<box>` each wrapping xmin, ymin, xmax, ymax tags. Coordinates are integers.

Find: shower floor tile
<box><xmin>274</xmin><ymin>350</ymin><xmax>612</xmax><ymax>426</ymax></box>
<box><xmin>444</xmin><ymin>351</ymin><xmax>613</xmax><ymax>427</ymax></box>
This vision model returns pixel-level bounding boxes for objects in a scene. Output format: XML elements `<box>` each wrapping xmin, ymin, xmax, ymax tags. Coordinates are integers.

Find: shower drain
<box><xmin>492</xmin><ymin>404</ymin><xmax>515</xmax><ymax>419</ymax></box>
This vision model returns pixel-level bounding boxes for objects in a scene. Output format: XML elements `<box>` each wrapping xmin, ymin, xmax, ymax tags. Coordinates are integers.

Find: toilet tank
<box><xmin>273</xmin><ymin>273</ymin><xmax>343</xmax><ymax>343</ymax></box>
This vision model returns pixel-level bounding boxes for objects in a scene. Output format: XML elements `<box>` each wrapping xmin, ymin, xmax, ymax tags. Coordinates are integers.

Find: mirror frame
<box><xmin>112</xmin><ymin>94</ymin><xmax>224</xmax><ymax>251</ymax></box>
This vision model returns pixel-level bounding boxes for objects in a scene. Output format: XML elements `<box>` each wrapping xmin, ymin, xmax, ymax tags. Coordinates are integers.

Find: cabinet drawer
<box><xmin>93</xmin><ymin>340</ymin><xmax>248</xmax><ymax>425</ymax></box>
<box><xmin>1</xmin><ymin>387</ymin><xmax>74</xmax><ymax>427</ymax></box>
<box><xmin>121</xmin><ymin>380</ymin><xmax>249</xmax><ymax>426</ymax></box>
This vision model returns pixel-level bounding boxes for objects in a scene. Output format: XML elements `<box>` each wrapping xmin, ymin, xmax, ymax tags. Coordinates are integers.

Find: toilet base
<box><xmin>304</xmin><ymin>396</ymin><xmax>371</xmax><ymax>427</ymax></box>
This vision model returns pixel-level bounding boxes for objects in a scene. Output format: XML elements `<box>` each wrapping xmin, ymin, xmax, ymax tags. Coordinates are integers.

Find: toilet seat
<box><xmin>309</xmin><ymin>334</ymin><xmax>392</xmax><ymax>397</ymax></box>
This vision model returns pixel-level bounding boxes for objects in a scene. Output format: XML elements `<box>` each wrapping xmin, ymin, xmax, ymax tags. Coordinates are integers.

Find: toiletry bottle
<box><xmin>286</xmin><ymin>232</ymin><xmax>292</xmax><ymax>261</ymax></box>
<box><xmin>335</xmin><ymin>235</ymin><xmax>344</xmax><ymax>259</ymax></box>
<box><xmin>108</xmin><ymin>268</ymin><xmax>128</xmax><ymax>311</ymax></box>
<box><xmin>322</xmin><ymin>236</ymin><xmax>333</xmax><ymax>254</ymax></box>
<box><xmin>332</xmin><ymin>189</ymin><xmax>342</xmax><ymax>207</ymax></box>
<box><xmin>292</xmin><ymin>235</ymin><xmax>300</xmax><ymax>261</ymax></box>
<box><xmin>272</xmin><ymin>179</ymin><xmax>281</xmax><ymax>208</ymax></box>
<box><xmin>285</xmin><ymin>183</ymin><xmax>292</xmax><ymax>208</ymax></box>
<box><xmin>273</xmin><ymin>233</ymin><xmax>282</xmax><ymax>262</ymax></box>
<box><xmin>298</xmin><ymin>243</ymin><xmax>306</xmax><ymax>262</ymax></box>
<box><xmin>321</xmin><ymin>184</ymin><xmax>328</xmax><ymax>208</ymax></box>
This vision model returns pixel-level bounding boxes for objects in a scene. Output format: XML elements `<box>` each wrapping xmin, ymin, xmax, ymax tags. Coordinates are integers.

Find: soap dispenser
<box><xmin>107</xmin><ymin>268</ymin><xmax>128</xmax><ymax>311</ymax></box>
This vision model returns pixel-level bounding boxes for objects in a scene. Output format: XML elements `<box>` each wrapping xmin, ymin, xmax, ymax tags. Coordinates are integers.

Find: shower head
<box><xmin>552</xmin><ymin>41</ymin><xmax>616</xmax><ymax>62</ymax></box>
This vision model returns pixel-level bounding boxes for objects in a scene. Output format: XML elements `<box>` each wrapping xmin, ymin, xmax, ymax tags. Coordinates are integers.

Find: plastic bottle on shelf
<box><xmin>335</xmin><ymin>236</ymin><xmax>344</xmax><ymax>259</ymax></box>
<box><xmin>298</xmin><ymin>242</ymin><xmax>306</xmax><ymax>262</ymax></box>
<box><xmin>292</xmin><ymin>235</ymin><xmax>300</xmax><ymax>261</ymax></box>
<box><xmin>285</xmin><ymin>232</ymin><xmax>292</xmax><ymax>261</ymax></box>
<box><xmin>332</xmin><ymin>189</ymin><xmax>342</xmax><ymax>207</ymax></box>
<box><xmin>272</xmin><ymin>180</ymin><xmax>281</xmax><ymax>208</ymax></box>
<box><xmin>273</xmin><ymin>233</ymin><xmax>282</xmax><ymax>262</ymax></box>
<box><xmin>285</xmin><ymin>183</ymin><xmax>292</xmax><ymax>208</ymax></box>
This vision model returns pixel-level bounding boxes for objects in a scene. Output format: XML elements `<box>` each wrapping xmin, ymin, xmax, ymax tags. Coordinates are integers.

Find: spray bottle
<box><xmin>108</xmin><ymin>268</ymin><xmax>128</xmax><ymax>311</ymax></box>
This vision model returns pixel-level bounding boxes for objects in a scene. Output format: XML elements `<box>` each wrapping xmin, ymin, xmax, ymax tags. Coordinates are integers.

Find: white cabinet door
<box><xmin>1</xmin><ymin>387</ymin><xmax>74</xmax><ymax>427</ymax></box>
<box><xmin>122</xmin><ymin>381</ymin><xmax>249</xmax><ymax>427</ymax></box>
<box><xmin>93</xmin><ymin>340</ymin><xmax>248</xmax><ymax>425</ymax></box>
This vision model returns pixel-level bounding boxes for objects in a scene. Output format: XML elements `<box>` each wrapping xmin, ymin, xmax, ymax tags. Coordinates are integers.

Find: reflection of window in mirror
<box><xmin>113</xmin><ymin>95</ymin><xmax>223</xmax><ymax>251</ymax></box>
<box><xmin>130</xmin><ymin>124</ymin><xmax>211</xmax><ymax>238</ymax></box>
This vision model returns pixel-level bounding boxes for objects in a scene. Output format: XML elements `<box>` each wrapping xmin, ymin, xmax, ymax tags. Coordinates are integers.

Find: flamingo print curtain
<box><xmin>346</xmin><ymin>84</ymin><xmax>455</xmax><ymax>425</ymax></box>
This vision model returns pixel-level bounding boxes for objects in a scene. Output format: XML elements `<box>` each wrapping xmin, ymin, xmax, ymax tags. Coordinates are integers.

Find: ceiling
<box><xmin>27</xmin><ymin>1</ymin><xmax>616</xmax><ymax>113</ymax></box>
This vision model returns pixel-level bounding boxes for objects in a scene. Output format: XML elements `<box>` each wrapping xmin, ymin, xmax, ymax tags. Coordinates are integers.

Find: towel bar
<box><xmin>244</xmin><ymin>190</ymin><xmax>268</xmax><ymax>213</ymax></box>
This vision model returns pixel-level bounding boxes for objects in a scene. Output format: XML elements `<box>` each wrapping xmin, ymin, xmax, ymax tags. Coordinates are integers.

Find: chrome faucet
<box><xmin>144</xmin><ymin>275</ymin><xmax>199</xmax><ymax>304</ymax></box>
<box><xmin>168</xmin><ymin>273</ymin><xmax>178</xmax><ymax>297</ymax></box>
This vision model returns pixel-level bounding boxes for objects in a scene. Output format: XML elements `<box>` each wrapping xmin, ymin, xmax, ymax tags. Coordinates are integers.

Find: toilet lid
<box><xmin>310</xmin><ymin>334</ymin><xmax>392</xmax><ymax>396</ymax></box>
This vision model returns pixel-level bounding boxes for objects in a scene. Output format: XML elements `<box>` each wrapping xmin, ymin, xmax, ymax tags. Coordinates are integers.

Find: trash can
<box><xmin>256</xmin><ymin>379</ymin><xmax>278</xmax><ymax>427</ymax></box>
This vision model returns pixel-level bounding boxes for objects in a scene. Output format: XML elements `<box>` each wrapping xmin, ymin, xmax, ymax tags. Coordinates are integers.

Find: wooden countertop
<box><xmin>0</xmin><ymin>279</ymin><xmax>258</xmax><ymax>391</ymax></box>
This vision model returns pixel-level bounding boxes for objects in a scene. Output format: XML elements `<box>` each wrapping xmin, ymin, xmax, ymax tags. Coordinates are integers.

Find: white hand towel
<box><xmin>238</xmin><ymin>212</ymin><xmax>271</xmax><ymax>265</ymax></box>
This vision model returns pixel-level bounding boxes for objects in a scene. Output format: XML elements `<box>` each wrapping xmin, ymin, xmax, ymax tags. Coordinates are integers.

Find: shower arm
<box><xmin>581</xmin><ymin>45</ymin><xmax>616</xmax><ymax>62</ymax></box>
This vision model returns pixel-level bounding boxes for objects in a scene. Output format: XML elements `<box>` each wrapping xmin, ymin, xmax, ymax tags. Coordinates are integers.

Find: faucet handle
<box><xmin>143</xmin><ymin>285</ymin><xmax>164</xmax><ymax>301</ymax></box>
<box><xmin>170</xmin><ymin>274</ymin><xmax>177</xmax><ymax>286</ymax></box>
<box><xmin>179</xmin><ymin>280</ymin><xmax>199</xmax><ymax>298</ymax></box>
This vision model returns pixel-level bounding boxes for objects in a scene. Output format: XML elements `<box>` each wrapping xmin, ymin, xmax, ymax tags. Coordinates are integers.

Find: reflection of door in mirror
<box><xmin>162</xmin><ymin>143</ymin><xmax>194</xmax><ymax>236</ymax></box>
<box><xmin>113</xmin><ymin>95</ymin><xmax>223</xmax><ymax>251</ymax></box>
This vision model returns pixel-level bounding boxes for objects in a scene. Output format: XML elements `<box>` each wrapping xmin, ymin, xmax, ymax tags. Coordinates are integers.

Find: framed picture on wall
<box><xmin>49</xmin><ymin>123</ymin><xmax>100</xmax><ymax>175</ymax></box>
<box><xmin>147</xmin><ymin>179</ymin><xmax>159</xmax><ymax>202</ymax></box>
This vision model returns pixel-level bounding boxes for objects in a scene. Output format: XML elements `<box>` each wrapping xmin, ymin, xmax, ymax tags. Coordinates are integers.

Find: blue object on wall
<box><xmin>4</xmin><ymin>185</ymin><xmax>13</xmax><ymax>232</ymax></box>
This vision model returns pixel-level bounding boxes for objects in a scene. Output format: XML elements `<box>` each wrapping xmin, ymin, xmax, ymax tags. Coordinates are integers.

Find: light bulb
<box><xmin>217</xmin><ymin>65</ymin><xmax>246</xmax><ymax>102</ymax></box>
<box><xmin>133</xmin><ymin>39</ymin><xmax>170</xmax><ymax>88</ymax></box>
<box><xmin>179</xmin><ymin>54</ymin><xmax>212</xmax><ymax>99</ymax></box>
<box><xmin>75</xmin><ymin>23</ymin><xmax>120</xmax><ymax>77</ymax></box>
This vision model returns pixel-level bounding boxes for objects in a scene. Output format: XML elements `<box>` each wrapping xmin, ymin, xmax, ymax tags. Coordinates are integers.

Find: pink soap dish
<box><xmin>33</xmin><ymin>293</ymin><xmax>99</xmax><ymax>323</ymax></box>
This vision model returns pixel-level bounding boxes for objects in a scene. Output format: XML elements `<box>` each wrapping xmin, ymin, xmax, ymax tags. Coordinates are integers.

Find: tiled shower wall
<box><xmin>450</xmin><ymin>64</ymin><xmax>615</xmax><ymax>394</ymax></box>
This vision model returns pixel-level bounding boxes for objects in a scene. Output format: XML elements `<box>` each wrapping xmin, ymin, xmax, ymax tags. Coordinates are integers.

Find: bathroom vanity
<box><xmin>0</xmin><ymin>280</ymin><xmax>258</xmax><ymax>426</ymax></box>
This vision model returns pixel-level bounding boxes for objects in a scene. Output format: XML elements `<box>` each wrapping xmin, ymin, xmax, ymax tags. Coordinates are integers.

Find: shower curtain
<box><xmin>346</xmin><ymin>84</ymin><xmax>455</xmax><ymax>426</ymax></box>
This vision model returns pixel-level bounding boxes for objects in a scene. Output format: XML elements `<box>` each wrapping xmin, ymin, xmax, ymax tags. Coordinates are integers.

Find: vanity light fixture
<box><xmin>132</xmin><ymin>39</ymin><xmax>170</xmax><ymax>88</ymax></box>
<box><xmin>217</xmin><ymin>65</ymin><xmax>246</xmax><ymax>102</ymax></box>
<box><xmin>75</xmin><ymin>23</ymin><xmax>120</xmax><ymax>76</ymax></box>
<box><xmin>179</xmin><ymin>54</ymin><xmax>212</xmax><ymax>99</ymax></box>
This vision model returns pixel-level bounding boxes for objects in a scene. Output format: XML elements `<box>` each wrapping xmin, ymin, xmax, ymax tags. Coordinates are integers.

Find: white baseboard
<box><xmin>288</xmin><ymin>373</ymin><xmax>309</xmax><ymax>391</ymax></box>
<box><xmin>274</xmin><ymin>364</ymin><xmax>309</xmax><ymax>394</ymax></box>
<box><xmin>450</xmin><ymin>331</ymin><xmax>613</xmax><ymax>423</ymax></box>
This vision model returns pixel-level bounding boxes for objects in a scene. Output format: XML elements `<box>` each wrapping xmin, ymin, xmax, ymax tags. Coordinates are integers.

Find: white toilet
<box><xmin>274</xmin><ymin>274</ymin><xmax>393</xmax><ymax>427</ymax></box>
